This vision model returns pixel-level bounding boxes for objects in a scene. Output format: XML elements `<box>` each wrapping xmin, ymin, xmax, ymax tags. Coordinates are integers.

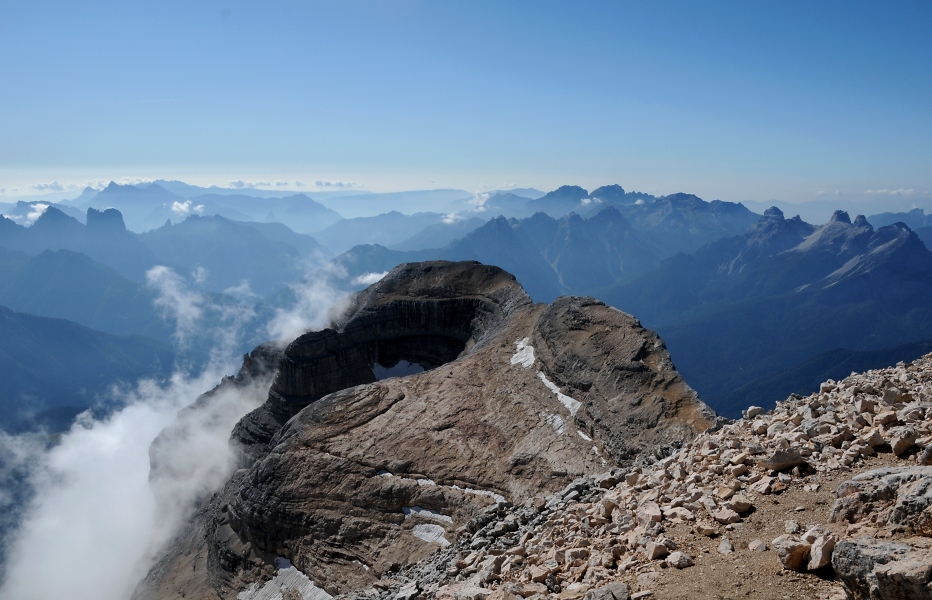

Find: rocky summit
<box><xmin>134</xmin><ymin>260</ymin><xmax>932</xmax><ymax>600</ymax></box>
<box><xmin>133</xmin><ymin>261</ymin><xmax>716</xmax><ymax>600</ymax></box>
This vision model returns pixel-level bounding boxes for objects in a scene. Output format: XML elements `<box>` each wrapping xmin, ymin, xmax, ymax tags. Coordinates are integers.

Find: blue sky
<box><xmin>1</xmin><ymin>1</ymin><xmax>930</xmax><ymax>204</ymax></box>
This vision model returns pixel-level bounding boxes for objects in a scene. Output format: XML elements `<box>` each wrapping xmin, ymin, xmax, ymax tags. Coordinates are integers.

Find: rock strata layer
<box><xmin>134</xmin><ymin>261</ymin><xmax>716</xmax><ymax>600</ymax></box>
<box><xmin>338</xmin><ymin>352</ymin><xmax>932</xmax><ymax>600</ymax></box>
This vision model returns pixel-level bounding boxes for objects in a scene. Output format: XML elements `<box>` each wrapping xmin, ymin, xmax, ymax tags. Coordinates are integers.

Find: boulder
<box><xmin>772</xmin><ymin>535</ymin><xmax>810</xmax><ymax>571</ymax></box>
<box><xmin>832</xmin><ymin>538</ymin><xmax>932</xmax><ymax>599</ymax></box>
<box><xmin>759</xmin><ymin>449</ymin><xmax>807</xmax><ymax>472</ymax></box>
<box><xmin>808</xmin><ymin>536</ymin><xmax>837</xmax><ymax>570</ymax></box>
<box><xmin>583</xmin><ymin>582</ymin><xmax>630</xmax><ymax>600</ymax></box>
<box><xmin>830</xmin><ymin>466</ymin><xmax>932</xmax><ymax>535</ymax></box>
<box><xmin>666</xmin><ymin>551</ymin><xmax>694</xmax><ymax>569</ymax></box>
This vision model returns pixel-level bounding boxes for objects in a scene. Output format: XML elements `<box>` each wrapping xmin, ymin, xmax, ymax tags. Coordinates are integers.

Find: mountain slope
<box><xmin>314</xmin><ymin>211</ymin><xmax>449</xmax><ymax>255</ymax></box>
<box><xmin>0</xmin><ymin>246</ymin><xmax>173</xmax><ymax>342</ymax></box>
<box><xmin>138</xmin><ymin>215</ymin><xmax>326</xmax><ymax>295</ymax></box>
<box><xmin>0</xmin><ymin>305</ymin><xmax>174</xmax><ymax>431</ymax></box>
<box><xmin>604</xmin><ymin>209</ymin><xmax>932</xmax><ymax>416</ymax></box>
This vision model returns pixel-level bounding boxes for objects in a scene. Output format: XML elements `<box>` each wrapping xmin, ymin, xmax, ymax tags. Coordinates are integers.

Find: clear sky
<box><xmin>1</xmin><ymin>1</ymin><xmax>930</xmax><ymax>204</ymax></box>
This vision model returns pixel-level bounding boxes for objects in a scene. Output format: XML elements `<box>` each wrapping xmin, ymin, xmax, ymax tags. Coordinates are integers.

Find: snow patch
<box><xmin>416</xmin><ymin>478</ymin><xmax>436</xmax><ymax>486</ymax></box>
<box><xmin>237</xmin><ymin>558</ymin><xmax>332</xmax><ymax>600</ymax></box>
<box><xmin>450</xmin><ymin>485</ymin><xmax>507</xmax><ymax>504</ymax></box>
<box><xmin>541</xmin><ymin>411</ymin><xmax>566</xmax><ymax>435</ymax></box>
<box><xmin>510</xmin><ymin>337</ymin><xmax>535</xmax><ymax>368</ymax></box>
<box><xmin>537</xmin><ymin>371</ymin><xmax>582</xmax><ymax>415</ymax></box>
<box><xmin>403</xmin><ymin>506</ymin><xmax>453</xmax><ymax>523</ymax></box>
<box><xmin>411</xmin><ymin>523</ymin><xmax>450</xmax><ymax>546</ymax></box>
<box><xmin>577</xmin><ymin>431</ymin><xmax>592</xmax><ymax>442</ymax></box>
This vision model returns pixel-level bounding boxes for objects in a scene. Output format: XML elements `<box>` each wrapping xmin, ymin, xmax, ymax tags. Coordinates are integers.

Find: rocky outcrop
<box><xmin>231</xmin><ymin>261</ymin><xmax>533</xmax><ymax>463</ymax></box>
<box><xmin>343</xmin><ymin>352</ymin><xmax>932</xmax><ymax>600</ymax></box>
<box><xmin>832</xmin><ymin>538</ymin><xmax>932</xmax><ymax>600</ymax></box>
<box><xmin>831</xmin><ymin>466</ymin><xmax>932</xmax><ymax>536</ymax></box>
<box><xmin>134</xmin><ymin>260</ymin><xmax>717</xmax><ymax>599</ymax></box>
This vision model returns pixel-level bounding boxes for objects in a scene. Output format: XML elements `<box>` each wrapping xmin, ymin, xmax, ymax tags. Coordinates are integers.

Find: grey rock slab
<box><xmin>759</xmin><ymin>449</ymin><xmax>807</xmax><ymax>472</ymax></box>
<box><xmin>584</xmin><ymin>582</ymin><xmax>631</xmax><ymax>600</ymax></box>
<box><xmin>831</xmin><ymin>466</ymin><xmax>932</xmax><ymax>535</ymax></box>
<box><xmin>833</xmin><ymin>537</ymin><xmax>932</xmax><ymax>600</ymax></box>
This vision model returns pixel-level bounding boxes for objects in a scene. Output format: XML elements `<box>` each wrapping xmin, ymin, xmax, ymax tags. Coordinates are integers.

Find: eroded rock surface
<box><xmin>134</xmin><ymin>261</ymin><xmax>716</xmax><ymax>599</ymax></box>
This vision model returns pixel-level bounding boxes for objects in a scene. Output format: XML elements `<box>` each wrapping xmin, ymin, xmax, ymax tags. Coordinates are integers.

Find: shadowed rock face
<box><xmin>134</xmin><ymin>261</ymin><xmax>717</xmax><ymax>600</ymax></box>
<box><xmin>232</xmin><ymin>261</ymin><xmax>532</xmax><ymax>463</ymax></box>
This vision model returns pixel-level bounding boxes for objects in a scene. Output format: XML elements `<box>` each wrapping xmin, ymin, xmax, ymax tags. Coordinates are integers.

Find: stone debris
<box><xmin>341</xmin><ymin>355</ymin><xmax>932</xmax><ymax>600</ymax></box>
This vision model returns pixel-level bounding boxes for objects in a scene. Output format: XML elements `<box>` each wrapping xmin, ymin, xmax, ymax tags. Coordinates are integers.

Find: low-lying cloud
<box><xmin>0</xmin><ymin>264</ymin><xmax>346</xmax><ymax>600</ymax></box>
<box><xmin>170</xmin><ymin>200</ymin><xmax>205</xmax><ymax>216</ymax></box>
<box><xmin>314</xmin><ymin>179</ymin><xmax>357</xmax><ymax>188</ymax></box>
<box><xmin>864</xmin><ymin>188</ymin><xmax>929</xmax><ymax>196</ymax></box>
<box><xmin>266</xmin><ymin>266</ymin><xmax>350</xmax><ymax>343</ymax></box>
<box><xmin>29</xmin><ymin>181</ymin><xmax>65</xmax><ymax>192</ymax></box>
<box><xmin>352</xmin><ymin>271</ymin><xmax>388</xmax><ymax>286</ymax></box>
<box><xmin>229</xmin><ymin>179</ymin><xmax>272</xmax><ymax>189</ymax></box>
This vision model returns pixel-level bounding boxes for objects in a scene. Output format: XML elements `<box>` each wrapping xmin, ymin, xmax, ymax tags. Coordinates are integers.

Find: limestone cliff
<box><xmin>133</xmin><ymin>261</ymin><xmax>717</xmax><ymax>599</ymax></box>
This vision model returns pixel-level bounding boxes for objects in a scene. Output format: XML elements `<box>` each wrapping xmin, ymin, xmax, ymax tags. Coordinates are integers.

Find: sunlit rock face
<box><xmin>134</xmin><ymin>260</ymin><xmax>717</xmax><ymax>599</ymax></box>
<box><xmin>231</xmin><ymin>261</ymin><xmax>532</xmax><ymax>465</ymax></box>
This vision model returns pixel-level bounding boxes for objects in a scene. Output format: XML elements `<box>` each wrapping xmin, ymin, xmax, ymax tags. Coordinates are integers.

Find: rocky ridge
<box><xmin>348</xmin><ymin>355</ymin><xmax>932</xmax><ymax>600</ymax></box>
<box><xmin>133</xmin><ymin>261</ymin><xmax>717</xmax><ymax>600</ymax></box>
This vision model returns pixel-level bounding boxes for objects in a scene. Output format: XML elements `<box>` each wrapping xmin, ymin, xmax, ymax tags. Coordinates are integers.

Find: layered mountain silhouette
<box><xmin>604</xmin><ymin>208</ymin><xmax>932</xmax><ymax>416</ymax></box>
<box><xmin>868</xmin><ymin>207</ymin><xmax>932</xmax><ymax>250</ymax></box>
<box><xmin>0</xmin><ymin>305</ymin><xmax>174</xmax><ymax>432</ymax></box>
<box><xmin>74</xmin><ymin>182</ymin><xmax>343</xmax><ymax>233</ymax></box>
<box><xmin>138</xmin><ymin>215</ymin><xmax>330</xmax><ymax>295</ymax></box>
<box><xmin>331</xmin><ymin>193</ymin><xmax>758</xmax><ymax>302</ymax></box>
<box><xmin>0</xmin><ymin>206</ymin><xmax>330</xmax><ymax>294</ymax></box>
<box><xmin>313</xmin><ymin>211</ymin><xmax>458</xmax><ymax>255</ymax></box>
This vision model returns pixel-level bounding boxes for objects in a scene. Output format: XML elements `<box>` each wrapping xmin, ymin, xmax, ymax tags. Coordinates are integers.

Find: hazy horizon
<box><xmin>3</xmin><ymin>2</ymin><xmax>931</xmax><ymax>207</ymax></box>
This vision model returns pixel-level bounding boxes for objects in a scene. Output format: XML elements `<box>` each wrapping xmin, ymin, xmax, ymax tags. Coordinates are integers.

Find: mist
<box><xmin>0</xmin><ymin>265</ymin><xmax>347</xmax><ymax>600</ymax></box>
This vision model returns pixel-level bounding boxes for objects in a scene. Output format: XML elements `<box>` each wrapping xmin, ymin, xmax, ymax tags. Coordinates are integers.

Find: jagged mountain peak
<box><xmin>85</xmin><ymin>207</ymin><xmax>127</xmax><ymax>234</ymax></box>
<box><xmin>829</xmin><ymin>209</ymin><xmax>852</xmax><ymax>224</ymax></box>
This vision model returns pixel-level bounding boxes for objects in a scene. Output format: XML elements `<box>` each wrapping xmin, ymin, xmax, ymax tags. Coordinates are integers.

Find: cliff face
<box><xmin>133</xmin><ymin>261</ymin><xmax>717</xmax><ymax>599</ymax></box>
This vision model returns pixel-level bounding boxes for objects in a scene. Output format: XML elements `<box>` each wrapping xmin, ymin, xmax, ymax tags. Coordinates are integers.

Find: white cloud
<box><xmin>229</xmin><ymin>180</ymin><xmax>272</xmax><ymax>189</ymax></box>
<box><xmin>467</xmin><ymin>191</ymin><xmax>492</xmax><ymax>212</ymax></box>
<box><xmin>442</xmin><ymin>213</ymin><xmax>464</xmax><ymax>225</ymax></box>
<box><xmin>146</xmin><ymin>266</ymin><xmax>205</xmax><ymax>346</ymax></box>
<box><xmin>864</xmin><ymin>188</ymin><xmax>927</xmax><ymax>196</ymax></box>
<box><xmin>170</xmin><ymin>200</ymin><xmax>205</xmax><ymax>216</ymax></box>
<box><xmin>274</xmin><ymin>180</ymin><xmax>289</xmax><ymax>187</ymax></box>
<box><xmin>352</xmin><ymin>271</ymin><xmax>388</xmax><ymax>286</ymax></box>
<box><xmin>266</xmin><ymin>266</ymin><xmax>350</xmax><ymax>343</ymax></box>
<box><xmin>6</xmin><ymin>203</ymin><xmax>51</xmax><ymax>225</ymax></box>
<box><xmin>634</xmin><ymin>199</ymin><xmax>645</xmax><ymax>206</ymax></box>
<box><xmin>314</xmin><ymin>179</ymin><xmax>357</xmax><ymax>188</ymax></box>
<box><xmin>191</xmin><ymin>266</ymin><xmax>209</xmax><ymax>284</ymax></box>
<box><xmin>0</xmin><ymin>363</ymin><xmax>272</xmax><ymax>600</ymax></box>
<box><xmin>119</xmin><ymin>177</ymin><xmax>154</xmax><ymax>186</ymax></box>
<box><xmin>0</xmin><ymin>252</ymin><xmax>359</xmax><ymax>600</ymax></box>
<box><xmin>294</xmin><ymin>181</ymin><xmax>306</xmax><ymax>187</ymax></box>
<box><xmin>29</xmin><ymin>181</ymin><xmax>64</xmax><ymax>192</ymax></box>
<box><xmin>223</xmin><ymin>280</ymin><xmax>258</xmax><ymax>299</ymax></box>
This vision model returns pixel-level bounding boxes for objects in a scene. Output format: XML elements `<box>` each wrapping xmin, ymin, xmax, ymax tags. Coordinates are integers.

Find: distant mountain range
<box><xmin>604</xmin><ymin>208</ymin><xmax>932</xmax><ymax>416</ymax></box>
<box><xmin>333</xmin><ymin>192</ymin><xmax>760</xmax><ymax>301</ymax></box>
<box><xmin>0</xmin><ymin>205</ymin><xmax>330</xmax><ymax>294</ymax></box>
<box><xmin>4</xmin><ymin>181</ymin><xmax>932</xmax><ymax>425</ymax></box>
<box><xmin>64</xmin><ymin>182</ymin><xmax>344</xmax><ymax>233</ymax></box>
<box><xmin>0</xmin><ymin>305</ymin><xmax>174</xmax><ymax>432</ymax></box>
